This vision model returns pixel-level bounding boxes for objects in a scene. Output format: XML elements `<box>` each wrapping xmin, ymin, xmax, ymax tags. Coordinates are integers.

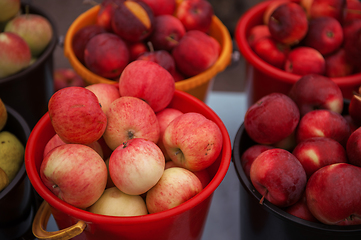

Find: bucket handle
<box><xmin>32</xmin><ymin>200</ymin><xmax>87</xmax><ymax>240</ymax></box>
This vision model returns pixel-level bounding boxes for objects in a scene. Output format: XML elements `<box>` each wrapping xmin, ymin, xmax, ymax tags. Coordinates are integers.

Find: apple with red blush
<box><xmin>137</xmin><ymin>50</ymin><xmax>176</xmax><ymax>75</ymax></box>
<box><xmin>306</xmin><ymin>163</ymin><xmax>361</xmax><ymax>225</ymax></box>
<box><xmin>111</xmin><ymin>0</ymin><xmax>154</xmax><ymax>42</ymax></box>
<box><xmin>300</xmin><ymin>0</ymin><xmax>346</xmax><ymax>23</ymax></box>
<box><xmin>0</xmin><ymin>32</ymin><xmax>31</xmax><ymax>78</ymax></box>
<box><xmin>48</xmin><ymin>86</ymin><xmax>107</xmax><ymax>145</ymax></box>
<box><xmin>53</xmin><ymin>68</ymin><xmax>85</xmax><ymax>92</ymax></box>
<box><xmin>284</xmin><ymin>47</ymin><xmax>326</xmax><ymax>75</ymax></box>
<box><xmin>247</xmin><ymin>24</ymin><xmax>271</xmax><ymax>49</ymax></box>
<box><xmin>263</xmin><ymin>0</ymin><xmax>289</xmax><ymax>25</ymax></box>
<box><xmin>84</xmin><ymin>32</ymin><xmax>129</xmax><ymax>79</ymax></box>
<box><xmin>96</xmin><ymin>0</ymin><xmax>125</xmax><ymax>32</ymax></box>
<box><xmin>148</xmin><ymin>14</ymin><xmax>186</xmax><ymax>52</ymax></box>
<box><xmin>286</xmin><ymin>192</ymin><xmax>319</xmax><ymax>222</ymax></box>
<box><xmin>325</xmin><ymin>48</ymin><xmax>354</xmax><ymax>78</ymax></box>
<box><xmin>244</xmin><ymin>93</ymin><xmax>300</xmax><ymax>145</ymax></box>
<box><xmin>296</xmin><ymin>109</ymin><xmax>350</xmax><ymax>146</ymax></box>
<box><xmin>85</xmin><ymin>83</ymin><xmax>120</xmax><ymax>114</ymax></box>
<box><xmin>172</xmin><ymin>30</ymin><xmax>220</xmax><ymax>77</ymax></box>
<box><xmin>175</xmin><ymin>0</ymin><xmax>214</xmax><ymax>33</ymax></box>
<box><xmin>71</xmin><ymin>25</ymin><xmax>107</xmax><ymax>64</ymax></box>
<box><xmin>156</xmin><ymin>107</ymin><xmax>183</xmax><ymax>160</ymax></box>
<box><xmin>267</xmin><ymin>2</ymin><xmax>308</xmax><ymax>46</ymax></box>
<box><xmin>252</xmin><ymin>36</ymin><xmax>290</xmax><ymax>69</ymax></box>
<box><xmin>292</xmin><ymin>137</ymin><xmax>347</xmax><ymax>178</ymax></box>
<box><xmin>138</xmin><ymin>0</ymin><xmax>176</xmax><ymax>16</ymax></box>
<box><xmin>127</xmin><ymin>41</ymin><xmax>149</xmax><ymax>61</ymax></box>
<box><xmin>118</xmin><ymin>60</ymin><xmax>175</xmax><ymax>112</ymax></box>
<box><xmin>240</xmin><ymin>144</ymin><xmax>274</xmax><ymax>179</ymax></box>
<box><xmin>0</xmin><ymin>0</ymin><xmax>20</xmax><ymax>23</ymax></box>
<box><xmin>346</xmin><ymin>126</ymin><xmax>361</xmax><ymax>167</ymax></box>
<box><xmin>146</xmin><ymin>167</ymin><xmax>203</xmax><ymax>214</ymax></box>
<box><xmin>163</xmin><ymin>112</ymin><xmax>223</xmax><ymax>172</ymax></box>
<box><xmin>348</xmin><ymin>91</ymin><xmax>361</xmax><ymax>126</ymax></box>
<box><xmin>103</xmin><ymin>96</ymin><xmax>160</xmax><ymax>150</ymax></box>
<box><xmin>302</xmin><ymin>16</ymin><xmax>343</xmax><ymax>56</ymax></box>
<box><xmin>250</xmin><ymin>148</ymin><xmax>307</xmax><ymax>207</ymax></box>
<box><xmin>40</xmin><ymin>144</ymin><xmax>108</xmax><ymax>209</ymax></box>
<box><xmin>109</xmin><ymin>138</ymin><xmax>165</xmax><ymax>195</ymax></box>
<box><xmin>288</xmin><ymin>74</ymin><xmax>344</xmax><ymax>117</ymax></box>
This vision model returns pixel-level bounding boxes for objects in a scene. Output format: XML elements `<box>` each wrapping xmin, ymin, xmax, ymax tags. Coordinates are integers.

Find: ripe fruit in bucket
<box><xmin>85</xmin><ymin>83</ymin><xmax>121</xmax><ymax>114</ymax></box>
<box><xmin>48</xmin><ymin>86</ymin><xmax>107</xmax><ymax>145</ymax></box>
<box><xmin>40</xmin><ymin>144</ymin><xmax>108</xmax><ymax>209</ymax></box>
<box><xmin>284</xmin><ymin>47</ymin><xmax>326</xmax><ymax>75</ymax></box>
<box><xmin>306</xmin><ymin>163</ymin><xmax>361</xmax><ymax>225</ymax></box>
<box><xmin>163</xmin><ymin>112</ymin><xmax>223</xmax><ymax>172</ymax></box>
<box><xmin>109</xmin><ymin>138</ymin><xmax>165</xmax><ymax>195</ymax></box>
<box><xmin>0</xmin><ymin>0</ymin><xmax>20</xmax><ymax>22</ymax></box>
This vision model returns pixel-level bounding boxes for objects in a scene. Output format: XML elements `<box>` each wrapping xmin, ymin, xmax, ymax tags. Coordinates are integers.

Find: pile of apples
<box><xmin>40</xmin><ymin>59</ymin><xmax>223</xmax><ymax>216</ymax></box>
<box><xmin>241</xmin><ymin>73</ymin><xmax>361</xmax><ymax>226</ymax></box>
<box><xmin>71</xmin><ymin>0</ymin><xmax>220</xmax><ymax>82</ymax></box>
<box><xmin>247</xmin><ymin>0</ymin><xmax>361</xmax><ymax>78</ymax></box>
<box><xmin>0</xmin><ymin>0</ymin><xmax>53</xmax><ymax>78</ymax></box>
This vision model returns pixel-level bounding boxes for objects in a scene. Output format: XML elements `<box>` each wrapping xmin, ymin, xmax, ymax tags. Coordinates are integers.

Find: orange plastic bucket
<box><xmin>25</xmin><ymin>90</ymin><xmax>232</xmax><ymax>240</ymax></box>
<box><xmin>63</xmin><ymin>1</ymin><xmax>233</xmax><ymax>102</ymax></box>
<box><xmin>235</xmin><ymin>0</ymin><xmax>361</xmax><ymax>106</ymax></box>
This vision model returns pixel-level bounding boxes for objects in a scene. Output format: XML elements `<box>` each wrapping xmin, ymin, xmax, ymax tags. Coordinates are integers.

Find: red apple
<box><xmin>71</xmin><ymin>25</ymin><xmax>107</xmax><ymax>64</ymax></box>
<box><xmin>301</xmin><ymin>0</ymin><xmax>347</xmax><ymax>23</ymax></box>
<box><xmin>292</xmin><ymin>137</ymin><xmax>347</xmax><ymax>178</ymax></box>
<box><xmin>247</xmin><ymin>24</ymin><xmax>271</xmax><ymax>49</ymax></box>
<box><xmin>306</xmin><ymin>163</ymin><xmax>361</xmax><ymax>225</ymax></box>
<box><xmin>263</xmin><ymin>0</ymin><xmax>289</xmax><ymax>25</ymax></box>
<box><xmin>286</xmin><ymin>192</ymin><xmax>319</xmax><ymax>222</ymax></box>
<box><xmin>5</xmin><ymin>13</ymin><xmax>53</xmax><ymax>57</ymax></box>
<box><xmin>348</xmin><ymin>92</ymin><xmax>361</xmax><ymax>126</ymax></box>
<box><xmin>118</xmin><ymin>60</ymin><xmax>175</xmax><ymax>112</ymax></box>
<box><xmin>148</xmin><ymin>14</ymin><xmax>186</xmax><ymax>52</ymax></box>
<box><xmin>53</xmin><ymin>68</ymin><xmax>85</xmax><ymax>92</ymax></box>
<box><xmin>127</xmin><ymin>41</ymin><xmax>149</xmax><ymax>61</ymax></box>
<box><xmin>0</xmin><ymin>0</ymin><xmax>20</xmax><ymax>22</ymax></box>
<box><xmin>288</xmin><ymin>74</ymin><xmax>344</xmax><ymax>117</ymax></box>
<box><xmin>244</xmin><ymin>93</ymin><xmax>300</xmax><ymax>145</ymax></box>
<box><xmin>325</xmin><ymin>48</ymin><xmax>354</xmax><ymax>78</ymax></box>
<box><xmin>138</xmin><ymin>0</ymin><xmax>176</xmax><ymax>16</ymax></box>
<box><xmin>284</xmin><ymin>47</ymin><xmax>326</xmax><ymax>75</ymax></box>
<box><xmin>268</xmin><ymin>2</ymin><xmax>308</xmax><ymax>46</ymax></box>
<box><xmin>0</xmin><ymin>32</ymin><xmax>31</xmax><ymax>78</ymax></box>
<box><xmin>252</xmin><ymin>36</ymin><xmax>290</xmax><ymax>69</ymax></box>
<box><xmin>87</xmin><ymin>187</ymin><xmax>148</xmax><ymax>216</ymax></box>
<box><xmin>172</xmin><ymin>30</ymin><xmax>220</xmax><ymax>77</ymax></box>
<box><xmin>137</xmin><ymin>50</ymin><xmax>176</xmax><ymax>75</ymax></box>
<box><xmin>302</xmin><ymin>16</ymin><xmax>343</xmax><ymax>56</ymax></box>
<box><xmin>111</xmin><ymin>0</ymin><xmax>155</xmax><ymax>42</ymax></box>
<box><xmin>84</xmin><ymin>32</ymin><xmax>129</xmax><ymax>79</ymax></box>
<box><xmin>48</xmin><ymin>86</ymin><xmax>107</xmax><ymax>145</ymax></box>
<box><xmin>109</xmin><ymin>138</ymin><xmax>165</xmax><ymax>195</ymax></box>
<box><xmin>250</xmin><ymin>148</ymin><xmax>307</xmax><ymax>207</ymax></box>
<box><xmin>346</xmin><ymin>126</ymin><xmax>361</xmax><ymax>167</ymax></box>
<box><xmin>240</xmin><ymin>144</ymin><xmax>274</xmax><ymax>179</ymax></box>
<box><xmin>40</xmin><ymin>144</ymin><xmax>108</xmax><ymax>209</ymax></box>
<box><xmin>85</xmin><ymin>83</ymin><xmax>121</xmax><ymax>114</ymax></box>
<box><xmin>296</xmin><ymin>109</ymin><xmax>350</xmax><ymax>146</ymax></box>
<box><xmin>96</xmin><ymin>0</ymin><xmax>125</xmax><ymax>32</ymax></box>
<box><xmin>146</xmin><ymin>167</ymin><xmax>203</xmax><ymax>214</ymax></box>
<box><xmin>103</xmin><ymin>96</ymin><xmax>160</xmax><ymax>150</ymax></box>
<box><xmin>175</xmin><ymin>0</ymin><xmax>214</xmax><ymax>33</ymax></box>
<box><xmin>156</xmin><ymin>107</ymin><xmax>183</xmax><ymax>160</ymax></box>
<box><xmin>163</xmin><ymin>112</ymin><xmax>223</xmax><ymax>172</ymax></box>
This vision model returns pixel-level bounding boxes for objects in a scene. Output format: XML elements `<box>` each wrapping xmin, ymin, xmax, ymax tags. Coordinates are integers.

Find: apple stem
<box><xmin>259</xmin><ymin>191</ymin><xmax>267</xmax><ymax>205</ymax></box>
<box><xmin>82</xmin><ymin>0</ymin><xmax>99</xmax><ymax>6</ymax></box>
<box><xmin>147</xmin><ymin>41</ymin><xmax>154</xmax><ymax>52</ymax></box>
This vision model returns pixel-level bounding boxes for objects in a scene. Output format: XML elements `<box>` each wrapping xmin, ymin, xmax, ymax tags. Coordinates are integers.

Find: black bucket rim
<box><xmin>232</xmin><ymin>122</ymin><xmax>361</xmax><ymax>234</ymax></box>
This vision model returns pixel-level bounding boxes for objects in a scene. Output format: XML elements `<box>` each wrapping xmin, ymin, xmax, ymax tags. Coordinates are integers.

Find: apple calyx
<box><xmin>127</xmin><ymin>130</ymin><xmax>135</xmax><ymax>140</ymax></box>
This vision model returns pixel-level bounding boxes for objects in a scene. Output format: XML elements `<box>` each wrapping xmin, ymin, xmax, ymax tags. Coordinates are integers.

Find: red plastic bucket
<box><xmin>25</xmin><ymin>90</ymin><xmax>232</xmax><ymax>240</ymax></box>
<box><xmin>235</xmin><ymin>0</ymin><xmax>361</xmax><ymax>106</ymax></box>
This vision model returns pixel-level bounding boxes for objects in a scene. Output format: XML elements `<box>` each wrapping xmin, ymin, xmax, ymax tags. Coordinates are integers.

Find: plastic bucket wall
<box><xmin>235</xmin><ymin>0</ymin><xmax>361</xmax><ymax>106</ymax></box>
<box><xmin>232</xmin><ymin>120</ymin><xmax>361</xmax><ymax>240</ymax></box>
<box><xmin>25</xmin><ymin>90</ymin><xmax>232</xmax><ymax>240</ymax></box>
<box><xmin>0</xmin><ymin>105</ymin><xmax>32</xmax><ymax>239</ymax></box>
<box><xmin>63</xmin><ymin>0</ymin><xmax>233</xmax><ymax>102</ymax></box>
<box><xmin>0</xmin><ymin>3</ymin><xmax>58</xmax><ymax>128</ymax></box>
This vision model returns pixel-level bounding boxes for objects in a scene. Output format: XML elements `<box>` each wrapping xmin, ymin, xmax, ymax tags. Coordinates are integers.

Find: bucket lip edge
<box><xmin>232</xmin><ymin>123</ymin><xmax>361</xmax><ymax>233</ymax></box>
<box><xmin>234</xmin><ymin>0</ymin><xmax>361</xmax><ymax>86</ymax></box>
<box><xmin>25</xmin><ymin>90</ymin><xmax>233</xmax><ymax>224</ymax></box>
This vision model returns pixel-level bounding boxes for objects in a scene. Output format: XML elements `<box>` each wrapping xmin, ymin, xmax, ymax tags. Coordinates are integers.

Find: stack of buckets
<box><xmin>233</xmin><ymin>0</ymin><xmax>361</xmax><ymax>240</ymax></box>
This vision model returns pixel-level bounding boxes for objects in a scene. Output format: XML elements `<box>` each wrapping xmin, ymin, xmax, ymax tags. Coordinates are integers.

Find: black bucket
<box><xmin>0</xmin><ymin>2</ymin><xmax>58</xmax><ymax>128</ymax></box>
<box><xmin>0</xmin><ymin>105</ymin><xmax>37</xmax><ymax>240</ymax></box>
<box><xmin>232</xmin><ymin>119</ymin><xmax>361</xmax><ymax>240</ymax></box>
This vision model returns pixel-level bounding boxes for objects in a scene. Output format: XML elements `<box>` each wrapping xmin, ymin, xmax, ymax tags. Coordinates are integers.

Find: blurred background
<box><xmin>28</xmin><ymin>0</ymin><xmax>263</xmax><ymax>92</ymax></box>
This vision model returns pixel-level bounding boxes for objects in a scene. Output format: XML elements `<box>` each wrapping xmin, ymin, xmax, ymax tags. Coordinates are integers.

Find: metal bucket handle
<box><xmin>32</xmin><ymin>200</ymin><xmax>86</xmax><ymax>240</ymax></box>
